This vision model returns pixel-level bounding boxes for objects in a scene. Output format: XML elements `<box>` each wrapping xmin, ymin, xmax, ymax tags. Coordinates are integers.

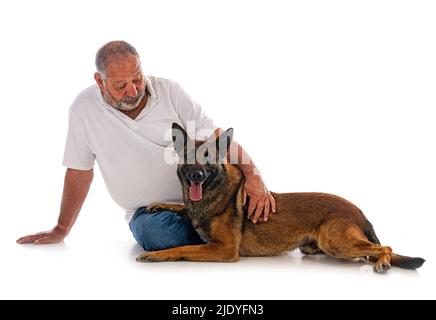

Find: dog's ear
<box><xmin>216</xmin><ymin>128</ymin><xmax>234</xmax><ymax>163</ymax></box>
<box><xmin>172</xmin><ymin>123</ymin><xmax>188</xmax><ymax>157</ymax></box>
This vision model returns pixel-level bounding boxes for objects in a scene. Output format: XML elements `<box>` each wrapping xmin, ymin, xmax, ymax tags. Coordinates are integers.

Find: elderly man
<box><xmin>17</xmin><ymin>41</ymin><xmax>275</xmax><ymax>251</ymax></box>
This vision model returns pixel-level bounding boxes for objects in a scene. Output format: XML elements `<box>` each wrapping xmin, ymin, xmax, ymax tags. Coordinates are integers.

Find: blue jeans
<box><xmin>129</xmin><ymin>206</ymin><xmax>205</xmax><ymax>251</ymax></box>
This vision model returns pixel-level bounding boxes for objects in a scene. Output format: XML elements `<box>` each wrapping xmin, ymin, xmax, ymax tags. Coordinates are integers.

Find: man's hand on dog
<box><xmin>243</xmin><ymin>175</ymin><xmax>276</xmax><ymax>223</ymax></box>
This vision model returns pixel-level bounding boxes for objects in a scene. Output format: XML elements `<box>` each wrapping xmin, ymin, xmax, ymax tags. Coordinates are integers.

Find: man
<box><xmin>17</xmin><ymin>41</ymin><xmax>276</xmax><ymax>251</ymax></box>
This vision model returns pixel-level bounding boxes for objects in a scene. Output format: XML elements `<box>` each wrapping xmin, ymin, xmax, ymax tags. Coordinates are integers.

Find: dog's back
<box><xmin>239</xmin><ymin>192</ymin><xmax>371</xmax><ymax>256</ymax></box>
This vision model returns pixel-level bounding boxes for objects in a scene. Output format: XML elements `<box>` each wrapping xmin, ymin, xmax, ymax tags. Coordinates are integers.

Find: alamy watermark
<box><xmin>163</xmin><ymin>121</ymin><xmax>251</xmax><ymax>166</ymax></box>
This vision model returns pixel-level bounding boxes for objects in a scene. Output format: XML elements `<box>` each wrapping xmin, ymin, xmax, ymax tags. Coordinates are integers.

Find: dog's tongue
<box><xmin>189</xmin><ymin>183</ymin><xmax>203</xmax><ymax>201</ymax></box>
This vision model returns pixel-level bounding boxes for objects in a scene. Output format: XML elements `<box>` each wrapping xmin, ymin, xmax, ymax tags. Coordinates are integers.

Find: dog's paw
<box><xmin>373</xmin><ymin>261</ymin><xmax>391</xmax><ymax>274</ymax></box>
<box><xmin>147</xmin><ymin>204</ymin><xmax>166</xmax><ymax>213</ymax></box>
<box><xmin>136</xmin><ymin>253</ymin><xmax>161</xmax><ymax>263</ymax></box>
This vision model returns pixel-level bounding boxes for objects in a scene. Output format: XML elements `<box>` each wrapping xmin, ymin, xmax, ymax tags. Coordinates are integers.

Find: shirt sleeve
<box><xmin>171</xmin><ymin>81</ymin><xmax>218</xmax><ymax>140</ymax></box>
<box><xmin>62</xmin><ymin>109</ymin><xmax>95</xmax><ymax>170</ymax></box>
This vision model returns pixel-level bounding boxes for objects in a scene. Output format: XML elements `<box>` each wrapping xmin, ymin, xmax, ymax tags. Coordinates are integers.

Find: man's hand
<box><xmin>243</xmin><ymin>175</ymin><xmax>276</xmax><ymax>224</ymax></box>
<box><xmin>16</xmin><ymin>225</ymin><xmax>67</xmax><ymax>245</ymax></box>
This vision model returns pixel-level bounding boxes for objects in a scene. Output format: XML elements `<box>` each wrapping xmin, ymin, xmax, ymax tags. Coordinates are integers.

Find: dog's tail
<box><xmin>391</xmin><ymin>254</ymin><xmax>425</xmax><ymax>270</ymax></box>
<box><xmin>362</xmin><ymin>217</ymin><xmax>425</xmax><ymax>270</ymax></box>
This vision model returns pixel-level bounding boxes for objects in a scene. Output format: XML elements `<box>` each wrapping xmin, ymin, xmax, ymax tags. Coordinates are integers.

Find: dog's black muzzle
<box><xmin>188</xmin><ymin>167</ymin><xmax>208</xmax><ymax>184</ymax></box>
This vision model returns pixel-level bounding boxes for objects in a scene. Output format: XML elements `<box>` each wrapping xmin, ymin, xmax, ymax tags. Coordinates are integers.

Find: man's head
<box><xmin>94</xmin><ymin>41</ymin><xmax>146</xmax><ymax>111</ymax></box>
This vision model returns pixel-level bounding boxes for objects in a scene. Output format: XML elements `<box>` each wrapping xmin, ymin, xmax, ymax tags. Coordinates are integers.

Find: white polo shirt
<box><xmin>62</xmin><ymin>76</ymin><xmax>217</xmax><ymax>222</ymax></box>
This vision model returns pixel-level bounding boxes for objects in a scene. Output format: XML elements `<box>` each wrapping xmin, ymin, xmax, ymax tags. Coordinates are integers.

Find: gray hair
<box><xmin>95</xmin><ymin>40</ymin><xmax>140</xmax><ymax>76</ymax></box>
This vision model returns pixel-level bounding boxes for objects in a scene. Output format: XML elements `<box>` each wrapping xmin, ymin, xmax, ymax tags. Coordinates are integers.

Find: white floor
<box><xmin>4</xmin><ymin>208</ymin><xmax>434</xmax><ymax>300</ymax></box>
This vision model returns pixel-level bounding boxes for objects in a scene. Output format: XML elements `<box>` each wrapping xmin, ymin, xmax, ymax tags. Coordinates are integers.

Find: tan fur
<box><xmin>137</xmin><ymin>126</ymin><xmax>424</xmax><ymax>273</ymax></box>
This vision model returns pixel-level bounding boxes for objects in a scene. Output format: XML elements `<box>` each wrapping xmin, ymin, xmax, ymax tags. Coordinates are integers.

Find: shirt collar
<box><xmin>144</xmin><ymin>76</ymin><xmax>157</xmax><ymax>100</ymax></box>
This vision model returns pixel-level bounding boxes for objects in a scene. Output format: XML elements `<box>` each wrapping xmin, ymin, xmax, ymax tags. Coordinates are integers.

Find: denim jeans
<box><xmin>129</xmin><ymin>206</ymin><xmax>204</xmax><ymax>251</ymax></box>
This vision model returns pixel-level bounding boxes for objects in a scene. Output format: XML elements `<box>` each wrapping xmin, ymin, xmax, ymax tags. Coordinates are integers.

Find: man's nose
<box><xmin>126</xmin><ymin>82</ymin><xmax>138</xmax><ymax>97</ymax></box>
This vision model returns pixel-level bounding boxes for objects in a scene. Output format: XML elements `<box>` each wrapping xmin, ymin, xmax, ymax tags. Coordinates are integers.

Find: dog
<box><xmin>136</xmin><ymin>123</ymin><xmax>425</xmax><ymax>274</ymax></box>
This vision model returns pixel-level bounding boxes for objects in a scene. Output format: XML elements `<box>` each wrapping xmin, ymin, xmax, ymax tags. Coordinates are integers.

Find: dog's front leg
<box><xmin>147</xmin><ymin>203</ymin><xmax>186</xmax><ymax>215</ymax></box>
<box><xmin>136</xmin><ymin>243</ymin><xmax>239</xmax><ymax>262</ymax></box>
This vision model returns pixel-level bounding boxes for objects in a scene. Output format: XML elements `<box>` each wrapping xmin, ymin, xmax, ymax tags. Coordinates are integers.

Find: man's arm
<box><xmin>215</xmin><ymin>128</ymin><xmax>276</xmax><ymax>224</ymax></box>
<box><xmin>16</xmin><ymin>168</ymin><xmax>93</xmax><ymax>244</ymax></box>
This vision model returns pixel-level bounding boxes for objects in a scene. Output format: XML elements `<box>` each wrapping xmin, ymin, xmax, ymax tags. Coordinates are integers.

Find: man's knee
<box><xmin>131</xmin><ymin>211</ymin><xmax>170</xmax><ymax>251</ymax></box>
<box><xmin>130</xmin><ymin>209</ymin><xmax>203</xmax><ymax>251</ymax></box>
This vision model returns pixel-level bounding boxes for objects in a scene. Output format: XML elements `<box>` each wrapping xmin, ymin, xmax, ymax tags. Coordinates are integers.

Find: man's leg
<box><xmin>129</xmin><ymin>207</ymin><xmax>204</xmax><ymax>251</ymax></box>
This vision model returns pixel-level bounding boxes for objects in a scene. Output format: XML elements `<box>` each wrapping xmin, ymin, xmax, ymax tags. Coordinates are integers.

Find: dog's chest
<box><xmin>194</xmin><ymin>226</ymin><xmax>210</xmax><ymax>242</ymax></box>
<box><xmin>190</xmin><ymin>217</ymin><xmax>213</xmax><ymax>242</ymax></box>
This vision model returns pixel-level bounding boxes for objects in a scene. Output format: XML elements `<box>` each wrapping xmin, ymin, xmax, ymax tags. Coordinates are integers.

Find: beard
<box><xmin>103</xmin><ymin>89</ymin><xmax>146</xmax><ymax>112</ymax></box>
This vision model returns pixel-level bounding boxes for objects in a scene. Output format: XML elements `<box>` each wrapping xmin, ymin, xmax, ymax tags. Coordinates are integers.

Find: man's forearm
<box><xmin>57</xmin><ymin>168</ymin><xmax>93</xmax><ymax>235</ymax></box>
<box><xmin>213</xmin><ymin>128</ymin><xmax>275</xmax><ymax>221</ymax></box>
<box><xmin>230</xmin><ymin>141</ymin><xmax>258</xmax><ymax>178</ymax></box>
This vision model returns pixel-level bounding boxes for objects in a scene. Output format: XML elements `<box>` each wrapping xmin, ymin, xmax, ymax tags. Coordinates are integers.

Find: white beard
<box><xmin>104</xmin><ymin>89</ymin><xmax>146</xmax><ymax>111</ymax></box>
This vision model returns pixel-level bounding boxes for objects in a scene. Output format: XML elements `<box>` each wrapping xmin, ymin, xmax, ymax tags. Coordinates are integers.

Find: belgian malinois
<box><xmin>136</xmin><ymin>123</ymin><xmax>425</xmax><ymax>273</ymax></box>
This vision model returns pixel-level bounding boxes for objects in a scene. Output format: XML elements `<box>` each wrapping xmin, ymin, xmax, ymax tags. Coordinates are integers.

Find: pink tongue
<box><xmin>189</xmin><ymin>183</ymin><xmax>203</xmax><ymax>201</ymax></box>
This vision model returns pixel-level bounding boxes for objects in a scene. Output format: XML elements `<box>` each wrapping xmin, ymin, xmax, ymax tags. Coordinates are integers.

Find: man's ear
<box><xmin>172</xmin><ymin>123</ymin><xmax>188</xmax><ymax>157</ymax></box>
<box><xmin>216</xmin><ymin>128</ymin><xmax>234</xmax><ymax>163</ymax></box>
<box><xmin>94</xmin><ymin>72</ymin><xmax>104</xmax><ymax>91</ymax></box>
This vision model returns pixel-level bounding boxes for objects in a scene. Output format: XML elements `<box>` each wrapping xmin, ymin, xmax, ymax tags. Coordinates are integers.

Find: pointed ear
<box><xmin>172</xmin><ymin>123</ymin><xmax>188</xmax><ymax>157</ymax></box>
<box><xmin>216</xmin><ymin>128</ymin><xmax>234</xmax><ymax>163</ymax></box>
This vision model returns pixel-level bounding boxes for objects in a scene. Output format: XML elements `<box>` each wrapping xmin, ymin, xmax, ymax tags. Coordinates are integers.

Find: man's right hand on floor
<box><xmin>16</xmin><ymin>225</ymin><xmax>67</xmax><ymax>244</ymax></box>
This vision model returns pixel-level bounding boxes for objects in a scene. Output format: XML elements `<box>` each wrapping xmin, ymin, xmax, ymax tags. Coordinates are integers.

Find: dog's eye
<box><xmin>181</xmin><ymin>166</ymin><xmax>190</xmax><ymax>175</ymax></box>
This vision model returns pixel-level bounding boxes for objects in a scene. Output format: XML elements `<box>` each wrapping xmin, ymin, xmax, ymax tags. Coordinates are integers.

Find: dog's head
<box><xmin>171</xmin><ymin>123</ymin><xmax>234</xmax><ymax>202</ymax></box>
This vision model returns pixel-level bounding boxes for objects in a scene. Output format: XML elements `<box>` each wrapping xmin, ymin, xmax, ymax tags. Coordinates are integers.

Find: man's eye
<box><xmin>117</xmin><ymin>85</ymin><xmax>126</xmax><ymax>90</ymax></box>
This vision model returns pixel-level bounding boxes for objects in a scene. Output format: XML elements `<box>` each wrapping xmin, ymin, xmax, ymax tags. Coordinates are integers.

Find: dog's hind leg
<box><xmin>316</xmin><ymin>220</ymin><xmax>392</xmax><ymax>274</ymax></box>
<box><xmin>299</xmin><ymin>241</ymin><xmax>325</xmax><ymax>255</ymax></box>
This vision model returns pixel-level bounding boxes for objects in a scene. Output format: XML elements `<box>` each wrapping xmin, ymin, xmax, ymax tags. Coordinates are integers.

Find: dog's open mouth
<box><xmin>189</xmin><ymin>181</ymin><xmax>203</xmax><ymax>202</ymax></box>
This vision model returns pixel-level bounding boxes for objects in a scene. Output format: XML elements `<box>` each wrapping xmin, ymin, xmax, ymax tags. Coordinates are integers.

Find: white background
<box><xmin>1</xmin><ymin>0</ymin><xmax>435</xmax><ymax>300</ymax></box>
